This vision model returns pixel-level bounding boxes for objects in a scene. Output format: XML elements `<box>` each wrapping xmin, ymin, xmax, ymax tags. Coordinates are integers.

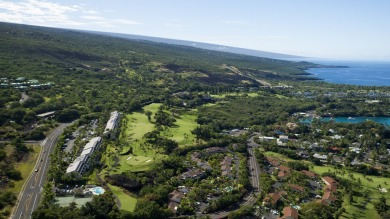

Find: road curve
<box><xmin>11</xmin><ymin>123</ymin><xmax>69</xmax><ymax>219</ymax></box>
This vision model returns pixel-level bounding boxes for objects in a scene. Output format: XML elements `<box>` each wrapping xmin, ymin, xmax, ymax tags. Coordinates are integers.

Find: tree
<box><xmin>374</xmin><ymin>196</ymin><xmax>389</xmax><ymax>214</ymax></box>
<box><xmin>300</xmin><ymin>202</ymin><xmax>333</xmax><ymax>219</ymax></box>
<box><xmin>145</xmin><ymin>110</ymin><xmax>152</xmax><ymax>122</ymax></box>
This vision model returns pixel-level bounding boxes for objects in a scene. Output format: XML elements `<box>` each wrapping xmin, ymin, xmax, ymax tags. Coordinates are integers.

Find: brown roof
<box><xmin>317</xmin><ymin>199</ymin><xmax>331</xmax><ymax>206</ymax></box>
<box><xmin>288</xmin><ymin>184</ymin><xmax>304</xmax><ymax>192</ymax></box>
<box><xmin>169</xmin><ymin>190</ymin><xmax>184</xmax><ymax>203</ymax></box>
<box><xmin>324</xmin><ymin>184</ymin><xmax>337</xmax><ymax>192</ymax></box>
<box><xmin>283</xmin><ymin>206</ymin><xmax>298</xmax><ymax>219</ymax></box>
<box><xmin>264</xmin><ymin>192</ymin><xmax>282</xmax><ymax>205</ymax></box>
<box><xmin>266</xmin><ymin>157</ymin><xmax>280</xmax><ymax>166</ymax></box>
<box><xmin>278</xmin><ymin>165</ymin><xmax>290</xmax><ymax>172</ymax></box>
<box><xmin>278</xmin><ymin>170</ymin><xmax>290</xmax><ymax>178</ymax></box>
<box><xmin>168</xmin><ymin>201</ymin><xmax>180</xmax><ymax>213</ymax></box>
<box><xmin>322</xmin><ymin>176</ymin><xmax>337</xmax><ymax>186</ymax></box>
<box><xmin>300</xmin><ymin>170</ymin><xmax>318</xmax><ymax>178</ymax></box>
<box><xmin>322</xmin><ymin>191</ymin><xmax>336</xmax><ymax>202</ymax></box>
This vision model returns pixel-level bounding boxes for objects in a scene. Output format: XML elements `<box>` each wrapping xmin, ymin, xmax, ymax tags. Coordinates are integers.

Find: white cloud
<box><xmin>114</xmin><ymin>19</ymin><xmax>140</xmax><ymax>25</ymax></box>
<box><xmin>0</xmin><ymin>0</ymin><xmax>141</xmax><ymax>30</ymax></box>
<box><xmin>0</xmin><ymin>0</ymin><xmax>83</xmax><ymax>26</ymax></box>
<box><xmin>83</xmin><ymin>10</ymin><xmax>98</xmax><ymax>15</ymax></box>
<box><xmin>81</xmin><ymin>15</ymin><xmax>106</xmax><ymax>21</ymax></box>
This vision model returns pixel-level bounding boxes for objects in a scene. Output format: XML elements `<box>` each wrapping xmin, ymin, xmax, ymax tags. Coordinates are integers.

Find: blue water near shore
<box><xmin>301</xmin><ymin>117</ymin><xmax>390</xmax><ymax>127</ymax></box>
<box><xmin>304</xmin><ymin>60</ymin><xmax>390</xmax><ymax>86</ymax></box>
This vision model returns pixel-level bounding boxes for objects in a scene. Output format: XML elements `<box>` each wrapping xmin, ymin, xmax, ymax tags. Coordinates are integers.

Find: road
<box><xmin>208</xmin><ymin>132</ymin><xmax>261</xmax><ymax>219</ymax></box>
<box><xmin>11</xmin><ymin>123</ymin><xmax>69</xmax><ymax>219</ymax></box>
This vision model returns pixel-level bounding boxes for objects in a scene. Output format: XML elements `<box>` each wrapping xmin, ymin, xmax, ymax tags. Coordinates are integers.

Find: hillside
<box><xmin>85</xmin><ymin>30</ymin><xmax>302</xmax><ymax>59</ymax></box>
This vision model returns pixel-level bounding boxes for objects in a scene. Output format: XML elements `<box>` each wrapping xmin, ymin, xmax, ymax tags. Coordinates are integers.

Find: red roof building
<box><xmin>282</xmin><ymin>206</ymin><xmax>298</xmax><ymax>219</ymax></box>
<box><xmin>300</xmin><ymin>170</ymin><xmax>318</xmax><ymax>178</ymax></box>
<box><xmin>322</xmin><ymin>176</ymin><xmax>337</xmax><ymax>186</ymax></box>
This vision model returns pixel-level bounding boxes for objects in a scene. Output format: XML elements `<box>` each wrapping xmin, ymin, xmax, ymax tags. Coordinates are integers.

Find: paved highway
<box><xmin>208</xmin><ymin>132</ymin><xmax>261</xmax><ymax>219</ymax></box>
<box><xmin>11</xmin><ymin>123</ymin><xmax>69</xmax><ymax>219</ymax></box>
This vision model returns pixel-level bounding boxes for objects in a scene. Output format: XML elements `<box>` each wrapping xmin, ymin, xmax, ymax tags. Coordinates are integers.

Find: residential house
<box><xmin>168</xmin><ymin>190</ymin><xmax>184</xmax><ymax>213</ymax></box>
<box><xmin>178</xmin><ymin>168</ymin><xmax>205</xmax><ymax>180</ymax></box>
<box><xmin>297</xmin><ymin>151</ymin><xmax>310</xmax><ymax>159</ymax></box>
<box><xmin>300</xmin><ymin>170</ymin><xmax>318</xmax><ymax>179</ymax></box>
<box><xmin>204</xmin><ymin>147</ymin><xmax>227</xmax><ymax>154</ymax></box>
<box><xmin>332</xmin><ymin>156</ymin><xmax>344</xmax><ymax>164</ymax></box>
<box><xmin>322</xmin><ymin>177</ymin><xmax>337</xmax><ymax>186</ymax></box>
<box><xmin>259</xmin><ymin>136</ymin><xmax>276</xmax><ymax>142</ymax></box>
<box><xmin>313</xmin><ymin>153</ymin><xmax>328</xmax><ymax>161</ymax></box>
<box><xmin>266</xmin><ymin>157</ymin><xmax>280</xmax><ymax>167</ymax></box>
<box><xmin>263</xmin><ymin>192</ymin><xmax>284</xmax><ymax>207</ymax></box>
<box><xmin>288</xmin><ymin>184</ymin><xmax>304</xmax><ymax>192</ymax></box>
<box><xmin>221</xmin><ymin>156</ymin><xmax>233</xmax><ymax>177</ymax></box>
<box><xmin>320</xmin><ymin>191</ymin><xmax>336</xmax><ymax>205</ymax></box>
<box><xmin>280</xmin><ymin>206</ymin><xmax>299</xmax><ymax>219</ymax></box>
<box><xmin>277</xmin><ymin>135</ymin><xmax>289</xmax><ymax>146</ymax></box>
<box><xmin>277</xmin><ymin>165</ymin><xmax>291</xmax><ymax>178</ymax></box>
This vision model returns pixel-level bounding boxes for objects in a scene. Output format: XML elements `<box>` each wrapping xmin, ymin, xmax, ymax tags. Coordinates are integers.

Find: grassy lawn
<box><xmin>311</xmin><ymin>165</ymin><xmax>387</xmax><ymax>219</ymax></box>
<box><xmin>111</xmin><ymin>154</ymin><xmax>166</xmax><ymax>173</ymax></box>
<box><xmin>108</xmin><ymin>184</ymin><xmax>137</xmax><ymax>212</ymax></box>
<box><xmin>121</xmin><ymin>107</ymin><xmax>156</xmax><ymax>142</ymax></box>
<box><xmin>10</xmin><ymin>145</ymin><xmax>41</xmax><ymax>194</ymax></box>
<box><xmin>264</xmin><ymin>151</ymin><xmax>294</xmax><ymax>162</ymax></box>
<box><xmin>161</xmin><ymin>110</ymin><xmax>197</xmax><ymax>147</ymax></box>
<box><xmin>311</xmin><ymin>165</ymin><xmax>390</xmax><ymax>198</ymax></box>
<box><xmin>339</xmin><ymin>195</ymin><xmax>380</xmax><ymax>219</ymax></box>
<box><xmin>210</xmin><ymin>92</ymin><xmax>259</xmax><ymax>99</ymax></box>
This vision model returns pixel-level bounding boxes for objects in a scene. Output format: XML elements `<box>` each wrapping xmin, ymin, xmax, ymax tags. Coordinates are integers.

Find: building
<box><xmin>300</xmin><ymin>170</ymin><xmax>318</xmax><ymax>178</ymax></box>
<box><xmin>266</xmin><ymin>157</ymin><xmax>280</xmax><ymax>166</ymax></box>
<box><xmin>288</xmin><ymin>184</ymin><xmax>304</xmax><ymax>192</ymax></box>
<box><xmin>259</xmin><ymin>136</ymin><xmax>276</xmax><ymax>142</ymax></box>
<box><xmin>221</xmin><ymin>156</ymin><xmax>233</xmax><ymax>177</ymax></box>
<box><xmin>178</xmin><ymin>168</ymin><xmax>205</xmax><ymax>180</ymax></box>
<box><xmin>66</xmin><ymin>137</ymin><xmax>102</xmax><ymax>175</ymax></box>
<box><xmin>103</xmin><ymin>111</ymin><xmax>120</xmax><ymax>138</ymax></box>
<box><xmin>281</xmin><ymin>206</ymin><xmax>298</xmax><ymax>219</ymax></box>
<box><xmin>37</xmin><ymin>111</ymin><xmax>56</xmax><ymax>119</ymax></box>
<box><xmin>168</xmin><ymin>190</ymin><xmax>184</xmax><ymax>213</ymax></box>
<box><xmin>322</xmin><ymin>176</ymin><xmax>337</xmax><ymax>186</ymax></box>
<box><xmin>263</xmin><ymin>191</ymin><xmax>285</xmax><ymax>207</ymax></box>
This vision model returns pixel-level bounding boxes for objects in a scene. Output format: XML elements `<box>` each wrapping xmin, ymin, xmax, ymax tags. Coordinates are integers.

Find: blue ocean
<box><xmin>304</xmin><ymin>60</ymin><xmax>390</xmax><ymax>86</ymax></box>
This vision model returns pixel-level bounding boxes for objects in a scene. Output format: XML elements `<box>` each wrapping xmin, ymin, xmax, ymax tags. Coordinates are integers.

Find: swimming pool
<box><xmin>89</xmin><ymin>187</ymin><xmax>105</xmax><ymax>195</ymax></box>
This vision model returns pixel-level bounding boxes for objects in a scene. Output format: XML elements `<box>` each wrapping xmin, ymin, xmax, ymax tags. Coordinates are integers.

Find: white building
<box><xmin>66</xmin><ymin>137</ymin><xmax>102</xmax><ymax>175</ymax></box>
<box><xmin>103</xmin><ymin>111</ymin><xmax>120</xmax><ymax>138</ymax></box>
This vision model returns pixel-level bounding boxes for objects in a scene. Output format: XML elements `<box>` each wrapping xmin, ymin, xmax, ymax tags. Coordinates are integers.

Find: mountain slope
<box><xmin>85</xmin><ymin>30</ymin><xmax>302</xmax><ymax>59</ymax></box>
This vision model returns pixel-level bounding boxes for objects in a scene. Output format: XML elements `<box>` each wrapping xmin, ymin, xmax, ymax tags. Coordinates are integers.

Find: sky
<box><xmin>0</xmin><ymin>0</ymin><xmax>389</xmax><ymax>61</ymax></box>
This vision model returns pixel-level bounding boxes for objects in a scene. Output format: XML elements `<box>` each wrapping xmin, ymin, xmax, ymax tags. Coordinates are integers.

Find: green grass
<box><xmin>311</xmin><ymin>166</ymin><xmax>390</xmax><ymax>198</ymax></box>
<box><xmin>339</xmin><ymin>195</ymin><xmax>380</xmax><ymax>219</ymax></box>
<box><xmin>161</xmin><ymin>111</ymin><xmax>197</xmax><ymax>147</ymax></box>
<box><xmin>311</xmin><ymin>165</ymin><xmax>388</xmax><ymax>219</ymax></box>
<box><xmin>263</xmin><ymin>151</ymin><xmax>294</xmax><ymax>162</ymax></box>
<box><xmin>210</xmin><ymin>92</ymin><xmax>259</xmax><ymax>99</ymax></box>
<box><xmin>112</xmin><ymin>154</ymin><xmax>166</xmax><ymax>173</ymax></box>
<box><xmin>122</xmin><ymin>109</ymin><xmax>156</xmax><ymax>142</ymax></box>
<box><xmin>108</xmin><ymin>184</ymin><xmax>137</xmax><ymax>212</ymax></box>
<box><xmin>10</xmin><ymin>145</ymin><xmax>41</xmax><ymax>194</ymax></box>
